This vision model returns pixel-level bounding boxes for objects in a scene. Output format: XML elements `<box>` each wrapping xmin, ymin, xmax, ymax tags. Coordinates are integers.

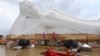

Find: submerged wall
<box><xmin>6</xmin><ymin>34</ymin><xmax>100</xmax><ymax>42</ymax></box>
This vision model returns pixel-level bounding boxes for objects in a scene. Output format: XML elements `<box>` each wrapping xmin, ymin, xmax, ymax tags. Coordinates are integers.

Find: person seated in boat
<box><xmin>62</xmin><ymin>39</ymin><xmax>81</xmax><ymax>56</ymax></box>
<box><xmin>63</xmin><ymin>39</ymin><xmax>78</xmax><ymax>49</ymax></box>
<box><xmin>17</xmin><ymin>39</ymin><xmax>31</xmax><ymax>49</ymax></box>
<box><xmin>12</xmin><ymin>39</ymin><xmax>36</xmax><ymax>49</ymax></box>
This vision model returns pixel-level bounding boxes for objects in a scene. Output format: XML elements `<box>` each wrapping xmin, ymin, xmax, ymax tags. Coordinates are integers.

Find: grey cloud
<box><xmin>3</xmin><ymin>0</ymin><xmax>20</xmax><ymax>5</ymax></box>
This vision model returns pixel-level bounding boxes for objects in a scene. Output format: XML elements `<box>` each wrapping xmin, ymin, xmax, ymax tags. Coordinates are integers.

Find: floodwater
<box><xmin>0</xmin><ymin>45</ymin><xmax>100</xmax><ymax>56</ymax></box>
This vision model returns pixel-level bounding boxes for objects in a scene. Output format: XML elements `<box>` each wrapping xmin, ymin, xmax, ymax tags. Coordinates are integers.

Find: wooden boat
<box><xmin>40</xmin><ymin>46</ymin><xmax>78</xmax><ymax>56</ymax></box>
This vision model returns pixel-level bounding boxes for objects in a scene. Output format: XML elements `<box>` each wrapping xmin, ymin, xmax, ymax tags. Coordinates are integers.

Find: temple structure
<box><xmin>7</xmin><ymin>0</ymin><xmax>100</xmax><ymax>41</ymax></box>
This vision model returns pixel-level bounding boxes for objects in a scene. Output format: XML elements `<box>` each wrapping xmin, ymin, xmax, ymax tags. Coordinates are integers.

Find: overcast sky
<box><xmin>0</xmin><ymin>0</ymin><xmax>100</xmax><ymax>35</ymax></box>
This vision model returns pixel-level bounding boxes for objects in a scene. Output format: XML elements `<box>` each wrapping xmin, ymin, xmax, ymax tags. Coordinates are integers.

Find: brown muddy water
<box><xmin>0</xmin><ymin>45</ymin><xmax>100</xmax><ymax>56</ymax></box>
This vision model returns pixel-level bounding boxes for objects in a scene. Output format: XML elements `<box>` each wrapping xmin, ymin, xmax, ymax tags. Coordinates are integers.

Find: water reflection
<box><xmin>0</xmin><ymin>45</ymin><xmax>6</xmax><ymax>56</ymax></box>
